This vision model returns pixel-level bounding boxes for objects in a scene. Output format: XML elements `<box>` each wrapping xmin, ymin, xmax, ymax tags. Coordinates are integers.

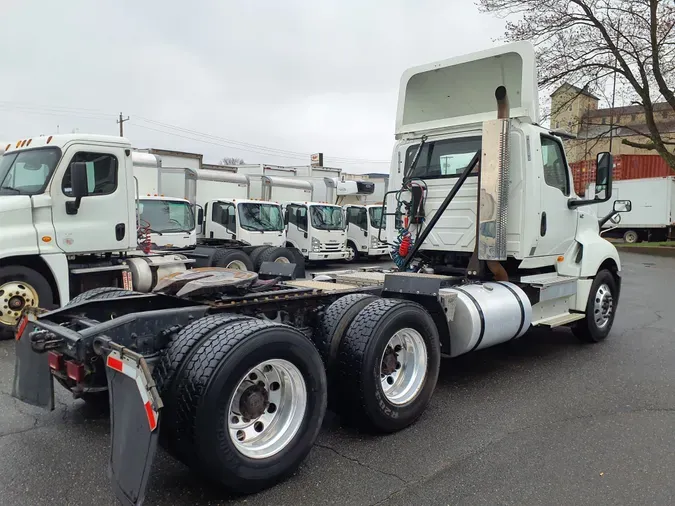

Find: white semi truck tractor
<box><xmin>12</xmin><ymin>41</ymin><xmax>631</xmax><ymax>505</ymax></box>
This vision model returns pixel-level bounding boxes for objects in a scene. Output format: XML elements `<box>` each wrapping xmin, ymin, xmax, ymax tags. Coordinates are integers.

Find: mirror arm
<box><xmin>598</xmin><ymin>211</ymin><xmax>618</xmax><ymax>228</ymax></box>
<box><xmin>65</xmin><ymin>197</ymin><xmax>83</xmax><ymax>216</ymax></box>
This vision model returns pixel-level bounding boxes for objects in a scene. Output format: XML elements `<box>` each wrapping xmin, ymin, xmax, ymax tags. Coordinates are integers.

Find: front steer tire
<box><xmin>572</xmin><ymin>269</ymin><xmax>618</xmax><ymax>343</ymax></box>
<box><xmin>0</xmin><ymin>266</ymin><xmax>53</xmax><ymax>341</ymax></box>
<box><xmin>335</xmin><ymin>298</ymin><xmax>440</xmax><ymax>433</ymax></box>
<box><xmin>162</xmin><ymin>318</ymin><xmax>327</xmax><ymax>494</ymax></box>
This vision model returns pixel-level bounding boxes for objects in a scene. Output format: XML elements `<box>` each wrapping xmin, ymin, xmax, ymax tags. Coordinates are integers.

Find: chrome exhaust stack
<box><xmin>478</xmin><ymin>87</ymin><xmax>512</xmax><ymax>272</ymax></box>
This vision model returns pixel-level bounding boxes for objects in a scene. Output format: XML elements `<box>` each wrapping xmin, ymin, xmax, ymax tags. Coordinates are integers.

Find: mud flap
<box><xmin>105</xmin><ymin>350</ymin><xmax>162</xmax><ymax>506</ymax></box>
<box><xmin>11</xmin><ymin>320</ymin><xmax>54</xmax><ymax>410</ymax></box>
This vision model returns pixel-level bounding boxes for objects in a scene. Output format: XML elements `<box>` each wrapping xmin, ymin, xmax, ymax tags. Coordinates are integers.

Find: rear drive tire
<box><xmin>623</xmin><ymin>230</ymin><xmax>639</xmax><ymax>244</ymax></box>
<box><xmin>66</xmin><ymin>287</ymin><xmax>139</xmax><ymax>306</ymax></box>
<box><xmin>165</xmin><ymin>319</ymin><xmax>327</xmax><ymax>494</ymax></box>
<box><xmin>0</xmin><ymin>266</ymin><xmax>53</xmax><ymax>341</ymax></box>
<box><xmin>572</xmin><ymin>269</ymin><xmax>618</xmax><ymax>343</ymax></box>
<box><xmin>249</xmin><ymin>246</ymin><xmax>271</xmax><ymax>270</ymax></box>
<box><xmin>257</xmin><ymin>247</ymin><xmax>296</xmax><ymax>266</ymax></box>
<box><xmin>335</xmin><ymin>298</ymin><xmax>440</xmax><ymax>433</ymax></box>
<box><xmin>315</xmin><ymin>294</ymin><xmax>378</xmax><ymax>404</ymax></box>
<box><xmin>212</xmin><ymin>249</ymin><xmax>255</xmax><ymax>271</ymax></box>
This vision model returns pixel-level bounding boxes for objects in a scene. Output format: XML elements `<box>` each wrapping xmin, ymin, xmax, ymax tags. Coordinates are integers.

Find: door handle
<box><xmin>115</xmin><ymin>223</ymin><xmax>126</xmax><ymax>241</ymax></box>
<box><xmin>540</xmin><ymin>212</ymin><xmax>547</xmax><ymax>236</ymax></box>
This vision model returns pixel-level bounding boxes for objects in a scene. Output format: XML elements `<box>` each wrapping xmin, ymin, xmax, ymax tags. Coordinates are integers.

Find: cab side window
<box><xmin>347</xmin><ymin>207</ymin><xmax>365</xmax><ymax>228</ymax></box>
<box><xmin>540</xmin><ymin>136</ymin><xmax>570</xmax><ymax>195</ymax></box>
<box><xmin>62</xmin><ymin>152</ymin><xmax>118</xmax><ymax>197</ymax></box>
<box><xmin>288</xmin><ymin>205</ymin><xmax>307</xmax><ymax>227</ymax></box>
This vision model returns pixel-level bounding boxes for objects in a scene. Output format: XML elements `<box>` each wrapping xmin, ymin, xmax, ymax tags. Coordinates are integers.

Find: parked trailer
<box><xmin>11</xmin><ymin>41</ymin><xmax>631</xmax><ymax>506</ymax></box>
<box><xmin>588</xmin><ymin>177</ymin><xmax>675</xmax><ymax>243</ymax></box>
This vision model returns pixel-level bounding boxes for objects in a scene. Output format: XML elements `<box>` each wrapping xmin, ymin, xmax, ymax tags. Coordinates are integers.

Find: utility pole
<box><xmin>117</xmin><ymin>112</ymin><xmax>129</xmax><ymax>137</ymax></box>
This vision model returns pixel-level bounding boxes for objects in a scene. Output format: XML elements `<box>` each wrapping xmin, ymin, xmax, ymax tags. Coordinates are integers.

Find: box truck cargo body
<box><xmin>589</xmin><ymin>177</ymin><xmax>675</xmax><ymax>242</ymax></box>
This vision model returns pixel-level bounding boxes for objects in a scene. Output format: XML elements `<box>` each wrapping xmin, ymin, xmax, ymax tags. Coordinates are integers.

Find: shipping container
<box><xmin>570</xmin><ymin>155</ymin><xmax>674</xmax><ymax>196</ymax></box>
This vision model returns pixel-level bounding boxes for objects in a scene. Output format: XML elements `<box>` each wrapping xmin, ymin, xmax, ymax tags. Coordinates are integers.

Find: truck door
<box><xmin>535</xmin><ymin>135</ymin><xmax>578</xmax><ymax>257</ymax></box>
<box><xmin>286</xmin><ymin>204</ymin><xmax>308</xmax><ymax>249</ymax></box>
<box><xmin>51</xmin><ymin>147</ymin><xmax>131</xmax><ymax>253</ymax></box>
<box><xmin>346</xmin><ymin>206</ymin><xmax>368</xmax><ymax>252</ymax></box>
<box><xmin>206</xmin><ymin>201</ymin><xmax>236</xmax><ymax>239</ymax></box>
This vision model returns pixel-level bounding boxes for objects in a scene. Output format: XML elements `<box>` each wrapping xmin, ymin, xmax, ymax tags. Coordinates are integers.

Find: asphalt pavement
<box><xmin>2</xmin><ymin>252</ymin><xmax>675</xmax><ymax>506</ymax></box>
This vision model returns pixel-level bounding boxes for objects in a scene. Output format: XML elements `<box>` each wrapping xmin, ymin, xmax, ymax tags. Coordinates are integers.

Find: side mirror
<box><xmin>594</xmin><ymin>152</ymin><xmax>613</xmax><ymax>202</ymax></box>
<box><xmin>613</xmin><ymin>199</ymin><xmax>632</xmax><ymax>213</ymax></box>
<box><xmin>66</xmin><ymin>162</ymin><xmax>88</xmax><ymax>215</ymax></box>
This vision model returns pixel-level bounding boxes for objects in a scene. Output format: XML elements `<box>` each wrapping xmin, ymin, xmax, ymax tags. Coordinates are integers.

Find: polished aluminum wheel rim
<box><xmin>226</xmin><ymin>260</ymin><xmax>248</xmax><ymax>270</ymax></box>
<box><xmin>593</xmin><ymin>283</ymin><xmax>613</xmax><ymax>329</ymax></box>
<box><xmin>228</xmin><ymin>359</ymin><xmax>307</xmax><ymax>459</ymax></box>
<box><xmin>380</xmin><ymin>328</ymin><xmax>427</xmax><ymax>405</ymax></box>
<box><xmin>0</xmin><ymin>281</ymin><xmax>39</xmax><ymax>326</ymax></box>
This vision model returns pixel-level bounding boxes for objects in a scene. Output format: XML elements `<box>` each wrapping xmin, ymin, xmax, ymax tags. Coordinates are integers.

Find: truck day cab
<box><xmin>12</xmin><ymin>41</ymin><xmax>632</xmax><ymax>505</ymax></box>
<box><xmin>284</xmin><ymin>201</ymin><xmax>349</xmax><ymax>261</ymax></box>
<box><xmin>343</xmin><ymin>204</ymin><xmax>389</xmax><ymax>261</ymax></box>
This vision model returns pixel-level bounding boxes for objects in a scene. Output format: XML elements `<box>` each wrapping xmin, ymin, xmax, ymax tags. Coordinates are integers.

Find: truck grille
<box><xmin>320</xmin><ymin>244</ymin><xmax>342</xmax><ymax>252</ymax></box>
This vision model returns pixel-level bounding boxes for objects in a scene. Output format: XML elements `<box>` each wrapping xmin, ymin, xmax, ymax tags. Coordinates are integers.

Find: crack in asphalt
<box><xmin>0</xmin><ymin>416</ymin><xmax>39</xmax><ymax>438</ymax></box>
<box><xmin>314</xmin><ymin>442</ymin><xmax>408</xmax><ymax>485</ymax></box>
<box><xmin>368</xmin><ymin>405</ymin><xmax>675</xmax><ymax>505</ymax></box>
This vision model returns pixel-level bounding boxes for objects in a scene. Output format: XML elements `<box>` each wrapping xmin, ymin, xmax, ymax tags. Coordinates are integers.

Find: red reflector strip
<box><xmin>106</xmin><ymin>355</ymin><xmax>124</xmax><ymax>373</ymax></box>
<box><xmin>66</xmin><ymin>361</ymin><xmax>85</xmax><ymax>382</ymax></box>
<box><xmin>48</xmin><ymin>351</ymin><xmax>63</xmax><ymax>370</ymax></box>
<box><xmin>144</xmin><ymin>401</ymin><xmax>158</xmax><ymax>431</ymax></box>
<box><xmin>15</xmin><ymin>316</ymin><xmax>28</xmax><ymax>341</ymax></box>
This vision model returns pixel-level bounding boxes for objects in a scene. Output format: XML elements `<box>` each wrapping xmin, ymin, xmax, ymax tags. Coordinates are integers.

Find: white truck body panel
<box><xmin>395</xmin><ymin>41</ymin><xmax>538</xmax><ymax>136</ymax></box>
<box><xmin>589</xmin><ymin>177</ymin><xmax>675</xmax><ymax>229</ymax></box>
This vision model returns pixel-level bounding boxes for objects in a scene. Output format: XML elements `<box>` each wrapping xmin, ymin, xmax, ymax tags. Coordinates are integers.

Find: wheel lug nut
<box><xmin>395</xmin><ymin>362</ymin><xmax>401</xmax><ymax>370</ymax></box>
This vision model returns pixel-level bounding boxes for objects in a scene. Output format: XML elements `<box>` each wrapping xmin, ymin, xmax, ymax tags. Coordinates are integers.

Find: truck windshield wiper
<box><xmin>148</xmin><ymin>228</ymin><xmax>164</xmax><ymax>236</ymax></box>
<box><xmin>0</xmin><ymin>186</ymin><xmax>21</xmax><ymax>193</ymax></box>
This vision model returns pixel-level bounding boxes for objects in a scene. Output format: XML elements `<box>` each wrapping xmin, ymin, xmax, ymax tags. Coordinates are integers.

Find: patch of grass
<box><xmin>618</xmin><ymin>241</ymin><xmax>674</xmax><ymax>248</ymax></box>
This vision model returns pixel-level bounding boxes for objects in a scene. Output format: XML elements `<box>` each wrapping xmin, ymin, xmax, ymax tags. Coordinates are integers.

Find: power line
<box><xmin>0</xmin><ymin>100</ymin><xmax>390</xmax><ymax>164</ymax></box>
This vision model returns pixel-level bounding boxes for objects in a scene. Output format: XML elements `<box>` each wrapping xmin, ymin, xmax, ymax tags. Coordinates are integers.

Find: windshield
<box><xmin>238</xmin><ymin>203</ymin><xmax>284</xmax><ymax>232</ymax></box>
<box><xmin>310</xmin><ymin>205</ymin><xmax>344</xmax><ymax>230</ymax></box>
<box><xmin>0</xmin><ymin>147</ymin><xmax>62</xmax><ymax>195</ymax></box>
<box><xmin>139</xmin><ymin>199</ymin><xmax>195</xmax><ymax>233</ymax></box>
<box><xmin>369</xmin><ymin>207</ymin><xmax>383</xmax><ymax>229</ymax></box>
<box><xmin>406</xmin><ymin>137</ymin><xmax>481</xmax><ymax>179</ymax></box>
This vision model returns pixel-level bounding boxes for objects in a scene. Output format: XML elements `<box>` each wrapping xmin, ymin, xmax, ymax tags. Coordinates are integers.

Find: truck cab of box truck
<box><xmin>343</xmin><ymin>204</ymin><xmax>389</xmax><ymax>261</ymax></box>
<box><xmin>385</xmin><ymin>41</ymin><xmax>629</xmax><ymax>333</ymax></box>
<box><xmin>137</xmin><ymin>196</ymin><xmax>197</xmax><ymax>249</ymax></box>
<box><xmin>202</xmin><ymin>198</ymin><xmax>286</xmax><ymax>247</ymax></box>
<box><xmin>284</xmin><ymin>201</ymin><xmax>348</xmax><ymax>261</ymax></box>
<box><xmin>0</xmin><ymin>135</ymin><xmax>141</xmax><ymax>335</ymax></box>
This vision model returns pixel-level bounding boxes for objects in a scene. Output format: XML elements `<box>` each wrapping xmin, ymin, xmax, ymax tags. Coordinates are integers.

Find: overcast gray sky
<box><xmin>0</xmin><ymin>0</ymin><xmax>505</xmax><ymax>173</ymax></box>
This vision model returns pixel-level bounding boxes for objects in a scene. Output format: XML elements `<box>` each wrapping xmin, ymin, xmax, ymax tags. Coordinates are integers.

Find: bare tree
<box><xmin>477</xmin><ymin>0</ymin><xmax>675</xmax><ymax>169</ymax></box>
<box><xmin>220</xmin><ymin>157</ymin><xmax>246</xmax><ymax>166</ymax></box>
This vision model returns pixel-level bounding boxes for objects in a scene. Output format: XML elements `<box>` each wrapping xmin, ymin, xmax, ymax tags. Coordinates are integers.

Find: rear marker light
<box><xmin>48</xmin><ymin>351</ymin><xmax>64</xmax><ymax>370</ymax></box>
<box><xmin>66</xmin><ymin>360</ymin><xmax>85</xmax><ymax>382</ymax></box>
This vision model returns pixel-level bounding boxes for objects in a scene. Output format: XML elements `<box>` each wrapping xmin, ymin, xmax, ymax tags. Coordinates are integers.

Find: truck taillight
<box><xmin>66</xmin><ymin>361</ymin><xmax>85</xmax><ymax>382</ymax></box>
<box><xmin>48</xmin><ymin>351</ymin><xmax>63</xmax><ymax>371</ymax></box>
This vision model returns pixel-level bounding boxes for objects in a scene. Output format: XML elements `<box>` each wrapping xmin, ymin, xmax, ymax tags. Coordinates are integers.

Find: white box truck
<box><xmin>133</xmin><ymin>159</ymin><xmax>299</xmax><ymax>268</ymax></box>
<box><xmin>588</xmin><ymin>176</ymin><xmax>675</xmax><ymax>243</ymax></box>
<box><xmin>284</xmin><ymin>201</ymin><xmax>348</xmax><ymax>261</ymax></box>
<box><xmin>343</xmin><ymin>204</ymin><xmax>389</xmax><ymax>261</ymax></box>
